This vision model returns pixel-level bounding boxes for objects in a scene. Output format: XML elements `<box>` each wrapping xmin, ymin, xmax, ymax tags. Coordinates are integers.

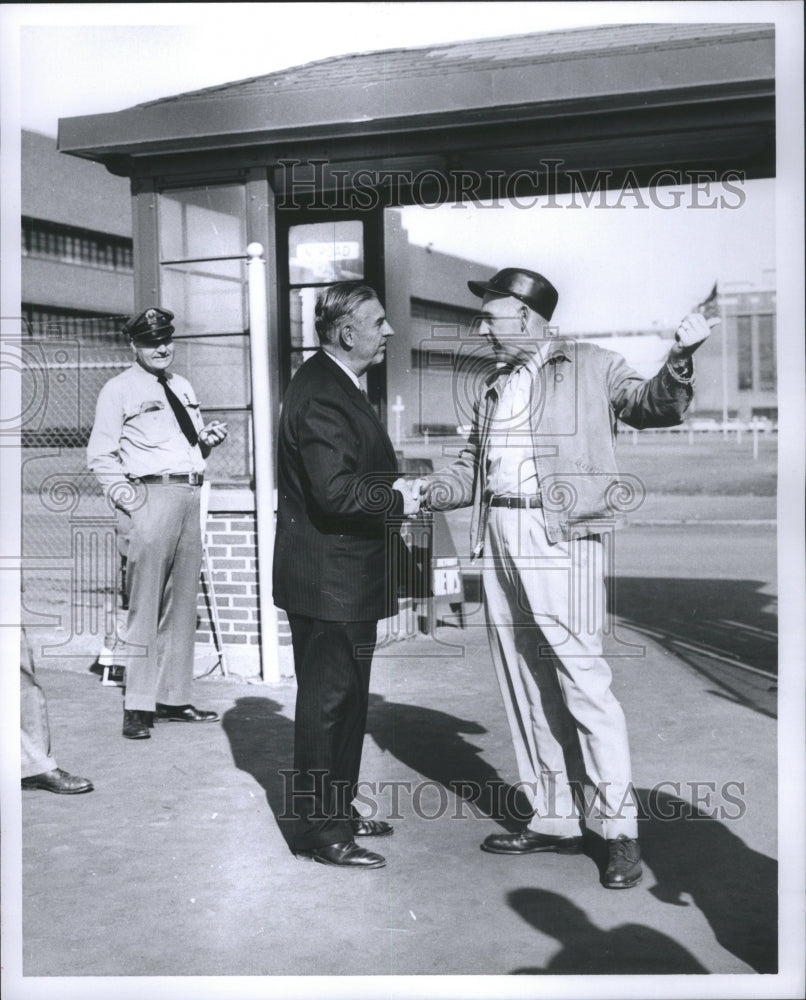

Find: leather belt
<box><xmin>489</xmin><ymin>493</ymin><xmax>542</xmax><ymax>509</ymax></box>
<box><xmin>134</xmin><ymin>472</ymin><xmax>204</xmax><ymax>486</ymax></box>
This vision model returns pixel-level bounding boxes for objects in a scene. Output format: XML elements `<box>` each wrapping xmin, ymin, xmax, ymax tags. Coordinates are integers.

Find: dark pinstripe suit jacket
<box><xmin>272</xmin><ymin>350</ymin><xmax>404</xmax><ymax>622</ymax></box>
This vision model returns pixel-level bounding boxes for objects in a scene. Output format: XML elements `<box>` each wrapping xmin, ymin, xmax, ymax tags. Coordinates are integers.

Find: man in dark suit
<box><xmin>273</xmin><ymin>282</ymin><xmax>418</xmax><ymax>869</ymax></box>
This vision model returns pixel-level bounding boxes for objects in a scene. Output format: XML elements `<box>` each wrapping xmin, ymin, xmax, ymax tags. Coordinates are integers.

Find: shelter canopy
<box><xmin>58</xmin><ymin>23</ymin><xmax>775</xmax><ymax>199</ymax></box>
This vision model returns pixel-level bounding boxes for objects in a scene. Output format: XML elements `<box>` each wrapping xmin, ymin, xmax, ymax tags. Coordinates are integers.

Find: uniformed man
<box><xmin>87</xmin><ymin>307</ymin><xmax>228</xmax><ymax>740</ymax></box>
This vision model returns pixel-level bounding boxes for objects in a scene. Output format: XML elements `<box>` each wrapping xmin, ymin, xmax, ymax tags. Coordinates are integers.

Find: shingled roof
<box><xmin>139</xmin><ymin>23</ymin><xmax>772</xmax><ymax>106</ymax></box>
<box><xmin>58</xmin><ymin>21</ymin><xmax>775</xmax><ymax>185</ymax></box>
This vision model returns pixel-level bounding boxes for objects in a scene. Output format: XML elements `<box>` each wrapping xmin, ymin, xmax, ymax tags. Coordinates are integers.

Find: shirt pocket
<box><xmin>124</xmin><ymin>399</ymin><xmax>176</xmax><ymax>444</ymax></box>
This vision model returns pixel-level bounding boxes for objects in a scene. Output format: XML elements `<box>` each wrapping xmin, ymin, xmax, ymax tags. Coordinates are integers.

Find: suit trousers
<box><xmin>20</xmin><ymin>629</ymin><xmax>57</xmax><ymax>778</ymax></box>
<box><xmin>482</xmin><ymin>505</ymin><xmax>638</xmax><ymax>840</ymax></box>
<box><xmin>116</xmin><ymin>483</ymin><xmax>202</xmax><ymax>712</ymax></box>
<box><xmin>288</xmin><ymin>614</ymin><xmax>377</xmax><ymax>851</ymax></box>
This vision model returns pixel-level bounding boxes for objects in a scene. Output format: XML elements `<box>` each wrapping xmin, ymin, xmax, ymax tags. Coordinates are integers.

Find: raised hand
<box><xmin>673</xmin><ymin>312</ymin><xmax>720</xmax><ymax>356</ymax></box>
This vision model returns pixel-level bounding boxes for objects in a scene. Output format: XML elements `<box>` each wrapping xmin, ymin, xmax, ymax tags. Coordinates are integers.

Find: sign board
<box><xmin>295</xmin><ymin>241</ymin><xmax>360</xmax><ymax>263</ymax></box>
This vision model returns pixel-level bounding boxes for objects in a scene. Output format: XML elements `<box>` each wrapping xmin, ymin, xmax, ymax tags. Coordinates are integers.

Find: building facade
<box><xmin>689</xmin><ymin>282</ymin><xmax>777</xmax><ymax>421</ymax></box>
<box><xmin>22</xmin><ymin>130</ymin><xmax>134</xmax><ymax>336</ymax></box>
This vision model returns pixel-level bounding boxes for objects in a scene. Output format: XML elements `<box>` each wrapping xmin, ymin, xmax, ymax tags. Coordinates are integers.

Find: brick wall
<box><xmin>194</xmin><ymin>510</ymin><xmax>459</xmax><ymax>676</ymax></box>
<box><xmin>196</xmin><ymin>512</ymin><xmax>291</xmax><ymax>651</ymax></box>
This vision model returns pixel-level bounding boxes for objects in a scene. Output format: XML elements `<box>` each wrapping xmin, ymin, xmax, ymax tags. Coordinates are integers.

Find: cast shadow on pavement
<box><xmin>366</xmin><ymin>692</ymin><xmax>532</xmax><ymax>830</ymax></box>
<box><xmin>507</xmin><ymin>887</ymin><xmax>708</xmax><ymax>974</ymax></box>
<box><xmin>634</xmin><ymin>786</ymin><xmax>778</xmax><ymax>974</ymax></box>
<box><xmin>610</xmin><ymin>576</ymin><xmax>777</xmax><ymax>719</ymax></box>
<box><xmin>510</xmin><ymin>784</ymin><xmax>777</xmax><ymax>974</ymax></box>
<box><xmin>580</xmin><ymin>787</ymin><xmax>777</xmax><ymax>974</ymax></box>
<box><xmin>221</xmin><ymin>696</ymin><xmax>297</xmax><ymax>849</ymax></box>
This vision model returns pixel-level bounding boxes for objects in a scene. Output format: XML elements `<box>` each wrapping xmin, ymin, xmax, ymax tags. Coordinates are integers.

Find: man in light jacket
<box><xmin>420</xmin><ymin>267</ymin><xmax>717</xmax><ymax>889</ymax></box>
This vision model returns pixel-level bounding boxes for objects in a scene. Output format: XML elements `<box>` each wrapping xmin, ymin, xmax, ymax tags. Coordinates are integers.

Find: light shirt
<box><xmin>324</xmin><ymin>350</ymin><xmax>363</xmax><ymax>391</ymax></box>
<box><xmin>87</xmin><ymin>364</ymin><xmax>205</xmax><ymax>494</ymax></box>
<box><xmin>486</xmin><ymin>355</ymin><xmax>543</xmax><ymax>495</ymax></box>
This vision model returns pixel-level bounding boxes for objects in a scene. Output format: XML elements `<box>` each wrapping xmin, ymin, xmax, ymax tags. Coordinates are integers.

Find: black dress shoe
<box><xmin>123</xmin><ymin>709</ymin><xmax>152</xmax><ymax>739</ymax></box>
<box><xmin>21</xmin><ymin>768</ymin><xmax>94</xmax><ymax>794</ymax></box>
<box><xmin>481</xmin><ymin>830</ymin><xmax>584</xmax><ymax>855</ymax></box>
<box><xmin>352</xmin><ymin>818</ymin><xmax>394</xmax><ymax>837</ymax></box>
<box><xmin>155</xmin><ymin>703</ymin><xmax>219</xmax><ymax>723</ymax></box>
<box><xmin>602</xmin><ymin>835</ymin><xmax>642</xmax><ymax>889</ymax></box>
<box><xmin>296</xmin><ymin>840</ymin><xmax>386</xmax><ymax>869</ymax></box>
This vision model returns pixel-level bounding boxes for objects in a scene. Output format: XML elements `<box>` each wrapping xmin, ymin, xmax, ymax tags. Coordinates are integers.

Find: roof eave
<box><xmin>58</xmin><ymin>26</ymin><xmax>775</xmax><ymax>170</ymax></box>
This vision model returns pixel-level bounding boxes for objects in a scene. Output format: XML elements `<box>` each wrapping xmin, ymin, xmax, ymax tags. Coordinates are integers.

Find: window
<box><xmin>736</xmin><ymin>316</ymin><xmax>753</xmax><ymax>390</ymax></box>
<box><xmin>410</xmin><ymin>297</ymin><xmax>478</xmax><ymax>329</ymax></box>
<box><xmin>287</xmin><ymin>220</ymin><xmax>365</xmax><ymax>377</ymax></box>
<box><xmin>158</xmin><ymin>185</ymin><xmax>248</xmax><ymax>337</ymax></box>
<box><xmin>736</xmin><ymin>312</ymin><xmax>776</xmax><ymax>393</ymax></box>
<box><xmin>411</xmin><ymin>348</ymin><xmax>459</xmax><ymax>370</ymax></box>
<box><xmin>21</xmin><ymin>304</ymin><xmax>128</xmax><ymax>340</ymax></box>
<box><xmin>21</xmin><ymin>217</ymin><xmax>133</xmax><ymax>272</ymax></box>
<box><xmin>757</xmin><ymin>314</ymin><xmax>776</xmax><ymax>391</ymax></box>
<box><xmin>157</xmin><ymin>184</ymin><xmax>251</xmax><ymax>484</ymax></box>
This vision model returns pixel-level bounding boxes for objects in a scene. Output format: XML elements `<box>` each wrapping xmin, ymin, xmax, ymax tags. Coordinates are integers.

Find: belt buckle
<box><xmin>188</xmin><ymin>472</ymin><xmax>201</xmax><ymax>486</ymax></box>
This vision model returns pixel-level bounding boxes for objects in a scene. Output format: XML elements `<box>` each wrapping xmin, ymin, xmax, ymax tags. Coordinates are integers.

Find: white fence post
<box><xmin>247</xmin><ymin>243</ymin><xmax>280</xmax><ymax>683</ymax></box>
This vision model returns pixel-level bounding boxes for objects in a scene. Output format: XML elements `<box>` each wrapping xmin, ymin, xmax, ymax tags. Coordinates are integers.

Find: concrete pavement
<box><xmin>5</xmin><ymin>508</ymin><xmax>792</xmax><ymax>997</ymax></box>
<box><xmin>12</xmin><ymin>605</ymin><xmax>778</xmax><ymax>983</ymax></box>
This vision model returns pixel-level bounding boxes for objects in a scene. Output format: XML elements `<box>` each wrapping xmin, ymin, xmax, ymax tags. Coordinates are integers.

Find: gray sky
<box><xmin>2</xmin><ymin>2</ymin><xmax>794</xmax><ymax>329</ymax></box>
<box><xmin>14</xmin><ymin>3</ymin><xmax>621</xmax><ymax>137</ymax></box>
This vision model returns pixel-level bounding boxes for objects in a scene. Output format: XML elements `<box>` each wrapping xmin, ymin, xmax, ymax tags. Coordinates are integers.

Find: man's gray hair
<box><xmin>315</xmin><ymin>282</ymin><xmax>379</xmax><ymax>345</ymax></box>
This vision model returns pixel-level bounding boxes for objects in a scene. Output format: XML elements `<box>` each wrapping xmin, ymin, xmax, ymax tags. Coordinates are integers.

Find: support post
<box><xmin>247</xmin><ymin>243</ymin><xmax>280</xmax><ymax>682</ymax></box>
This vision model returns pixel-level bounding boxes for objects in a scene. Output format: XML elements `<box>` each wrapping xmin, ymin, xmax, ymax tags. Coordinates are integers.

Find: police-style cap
<box><xmin>468</xmin><ymin>268</ymin><xmax>559</xmax><ymax>322</ymax></box>
<box><xmin>123</xmin><ymin>307</ymin><xmax>175</xmax><ymax>345</ymax></box>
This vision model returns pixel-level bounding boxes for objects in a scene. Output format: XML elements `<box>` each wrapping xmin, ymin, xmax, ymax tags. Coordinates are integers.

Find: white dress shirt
<box><xmin>87</xmin><ymin>364</ymin><xmax>205</xmax><ymax>494</ymax></box>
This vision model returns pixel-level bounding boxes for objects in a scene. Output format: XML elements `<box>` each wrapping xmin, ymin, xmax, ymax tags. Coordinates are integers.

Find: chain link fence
<box><xmin>12</xmin><ymin>319</ymin><xmax>252</xmax><ymax>662</ymax></box>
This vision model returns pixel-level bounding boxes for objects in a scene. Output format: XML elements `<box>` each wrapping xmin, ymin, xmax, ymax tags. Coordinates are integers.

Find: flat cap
<box><xmin>123</xmin><ymin>307</ymin><xmax>175</xmax><ymax>345</ymax></box>
<box><xmin>468</xmin><ymin>268</ymin><xmax>558</xmax><ymax>322</ymax></box>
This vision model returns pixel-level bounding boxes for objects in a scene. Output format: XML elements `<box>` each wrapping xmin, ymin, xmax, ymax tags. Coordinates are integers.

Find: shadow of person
<box><xmin>636</xmin><ymin>787</ymin><xmax>777</xmax><ymax>973</ymax></box>
<box><xmin>507</xmin><ymin>887</ymin><xmax>708</xmax><ymax>974</ymax></box>
<box><xmin>221</xmin><ymin>696</ymin><xmax>296</xmax><ymax>850</ymax></box>
<box><xmin>612</xmin><ymin>576</ymin><xmax>777</xmax><ymax>719</ymax></box>
<box><xmin>366</xmin><ymin>692</ymin><xmax>532</xmax><ymax>829</ymax></box>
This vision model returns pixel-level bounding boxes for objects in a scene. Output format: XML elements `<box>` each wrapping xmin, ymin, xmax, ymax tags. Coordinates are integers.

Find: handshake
<box><xmin>393</xmin><ymin>477</ymin><xmax>428</xmax><ymax>518</ymax></box>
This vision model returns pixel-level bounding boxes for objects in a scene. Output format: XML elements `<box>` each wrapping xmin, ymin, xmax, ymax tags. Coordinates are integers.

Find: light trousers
<box><xmin>20</xmin><ymin>630</ymin><xmax>57</xmax><ymax>778</ymax></box>
<box><xmin>482</xmin><ymin>505</ymin><xmax>638</xmax><ymax>840</ymax></box>
<box><xmin>116</xmin><ymin>484</ymin><xmax>202</xmax><ymax>712</ymax></box>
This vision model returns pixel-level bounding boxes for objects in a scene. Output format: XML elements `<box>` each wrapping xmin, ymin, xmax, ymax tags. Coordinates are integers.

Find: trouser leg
<box><xmin>483</xmin><ymin>514</ymin><xmax>585</xmax><ymax>836</ymax></box>
<box><xmin>20</xmin><ymin>630</ymin><xmax>57</xmax><ymax>778</ymax></box>
<box><xmin>155</xmin><ymin>489</ymin><xmax>202</xmax><ymax>706</ymax></box>
<box><xmin>289</xmin><ymin>615</ymin><xmax>376</xmax><ymax>851</ymax></box>
<box><xmin>485</xmin><ymin>507</ymin><xmax>638</xmax><ymax>839</ymax></box>
<box><xmin>119</xmin><ymin>486</ymin><xmax>197</xmax><ymax>712</ymax></box>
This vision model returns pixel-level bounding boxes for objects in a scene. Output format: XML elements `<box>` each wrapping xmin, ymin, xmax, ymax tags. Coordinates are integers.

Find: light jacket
<box><xmin>424</xmin><ymin>340</ymin><xmax>694</xmax><ymax>552</ymax></box>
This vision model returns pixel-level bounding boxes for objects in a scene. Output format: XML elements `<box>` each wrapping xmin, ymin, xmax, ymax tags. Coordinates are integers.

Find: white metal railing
<box><xmin>247</xmin><ymin>243</ymin><xmax>281</xmax><ymax>683</ymax></box>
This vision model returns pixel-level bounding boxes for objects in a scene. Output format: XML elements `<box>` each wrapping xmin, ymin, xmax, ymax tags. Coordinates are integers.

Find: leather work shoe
<box><xmin>155</xmin><ymin>703</ymin><xmax>220</xmax><ymax>723</ymax></box>
<box><xmin>296</xmin><ymin>840</ymin><xmax>386</xmax><ymax>869</ymax></box>
<box><xmin>352</xmin><ymin>818</ymin><xmax>394</xmax><ymax>837</ymax></box>
<box><xmin>481</xmin><ymin>830</ymin><xmax>584</xmax><ymax>855</ymax></box>
<box><xmin>602</xmin><ymin>835</ymin><xmax>643</xmax><ymax>889</ymax></box>
<box><xmin>122</xmin><ymin>708</ymin><xmax>152</xmax><ymax>739</ymax></box>
<box><xmin>21</xmin><ymin>768</ymin><xmax>94</xmax><ymax>794</ymax></box>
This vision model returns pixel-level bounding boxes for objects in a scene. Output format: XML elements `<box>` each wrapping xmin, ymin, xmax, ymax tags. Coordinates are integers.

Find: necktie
<box><xmin>156</xmin><ymin>374</ymin><xmax>198</xmax><ymax>447</ymax></box>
